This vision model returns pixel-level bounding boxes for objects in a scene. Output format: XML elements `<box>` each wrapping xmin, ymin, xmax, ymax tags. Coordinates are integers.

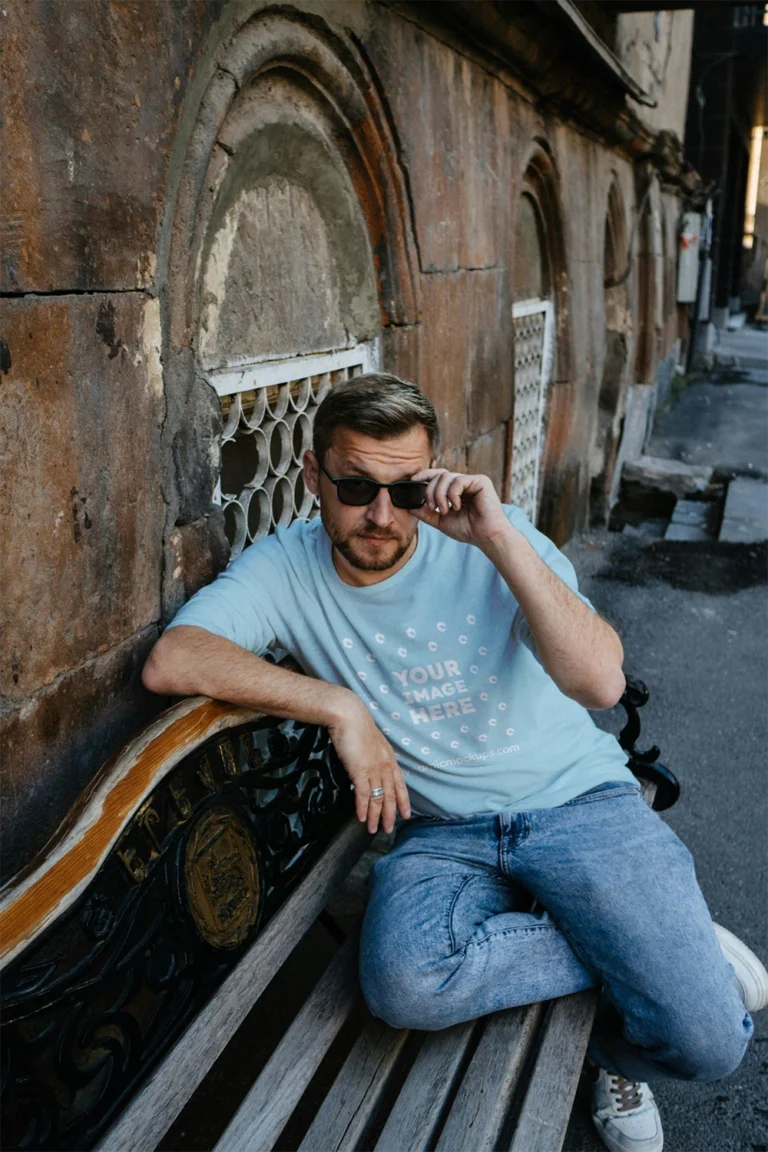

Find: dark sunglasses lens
<box><xmin>391</xmin><ymin>483</ymin><xmax>427</xmax><ymax>510</ymax></box>
<box><xmin>336</xmin><ymin>478</ymin><xmax>379</xmax><ymax>506</ymax></box>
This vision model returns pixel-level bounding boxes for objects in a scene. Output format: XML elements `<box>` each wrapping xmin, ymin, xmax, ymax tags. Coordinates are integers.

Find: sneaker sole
<box><xmin>592</xmin><ymin>1114</ymin><xmax>664</xmax><ymax>1152</ymax></box>
<box><xmin>714</xmin><ymin>923</ymin><xmax>768</xmax><ymax>1012</ymax></box>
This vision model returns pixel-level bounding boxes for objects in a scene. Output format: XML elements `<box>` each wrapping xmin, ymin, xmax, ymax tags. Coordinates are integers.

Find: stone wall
<box><xmin>0</xmin><ymin>0</ymin><xmax>691</xmax><ymax>883</ymax></box>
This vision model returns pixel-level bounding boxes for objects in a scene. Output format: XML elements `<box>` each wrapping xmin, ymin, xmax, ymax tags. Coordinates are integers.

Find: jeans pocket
<box><xmin>562</xmin><ymin>781</ymin><xmax>642</xmax><ymax>807</ymax></box>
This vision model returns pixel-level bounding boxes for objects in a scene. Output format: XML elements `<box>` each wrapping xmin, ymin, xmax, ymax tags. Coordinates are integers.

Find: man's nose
<box><xmin>366</xmin><ymin>487</ymin><xmax>395</xmax><ymax>526</ymax></box>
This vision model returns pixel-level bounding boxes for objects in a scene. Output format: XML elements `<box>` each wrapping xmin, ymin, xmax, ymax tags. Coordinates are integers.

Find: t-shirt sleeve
<box><xmin>503</xmin><ymin>503</ymin><xmax>596</xmax><ymax>654</ymax></box>
<box><xmin>165</xmin><ymin>539</ymin><xmax>283</xmax><ymax>655</ymax></box>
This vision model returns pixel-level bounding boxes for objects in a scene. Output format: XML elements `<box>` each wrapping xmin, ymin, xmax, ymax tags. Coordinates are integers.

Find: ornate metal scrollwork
<box><xmin>0</xmin><ymin>718</ymin><xmax>351</xmax><ymax>1151</ymax></box>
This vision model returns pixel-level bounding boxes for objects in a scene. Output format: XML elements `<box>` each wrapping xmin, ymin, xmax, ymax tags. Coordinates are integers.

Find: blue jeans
<box><xmin>359</xmin><ymin>782</ymin><xmax>752</xmax><ymax>1082</ymax></box>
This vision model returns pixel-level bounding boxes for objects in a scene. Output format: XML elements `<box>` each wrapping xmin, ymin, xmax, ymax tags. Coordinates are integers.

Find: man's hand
<box><xmin>142</xmin><ymin>625</ymin><xmax>411</xmax><ymax>834</ymax></box>
<box><xmin>327</xmin><ymin>699</ymin><xmax>411</xmax><ymax>834</ymax></box>
<box><xmin>409</xmin><ymin>473</ymin><xmax>625</xmax><ymax>710</ymax></box>
<box><xmin>411</xmin><ymin>468</ymin><xmax>510</xmax><ymax>551</ymax></box>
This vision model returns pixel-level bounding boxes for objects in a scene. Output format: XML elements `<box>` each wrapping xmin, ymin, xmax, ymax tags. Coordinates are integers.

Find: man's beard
<box><xmin>324</xmin><ymin>518</ymin><xmax>416</xmax><ymax>572</ymax></box>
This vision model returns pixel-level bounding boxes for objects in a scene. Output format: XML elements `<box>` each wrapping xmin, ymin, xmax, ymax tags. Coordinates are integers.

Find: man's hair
<box><xmin>312</xmin><ymin>373</ymin><xmax>440</xmax><ymax>463</ymax></box>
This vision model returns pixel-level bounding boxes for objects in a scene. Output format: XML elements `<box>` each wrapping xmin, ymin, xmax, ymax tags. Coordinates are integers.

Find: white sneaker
<box><xmin>714</xmin><ymin>923</ymin><xmax>768</xmax><ymax>1012</ymax></box>
<box><xmin>591</xmin><ymin>1067</ymin><xmax>663</xmax><ymax>1152</ymax></box>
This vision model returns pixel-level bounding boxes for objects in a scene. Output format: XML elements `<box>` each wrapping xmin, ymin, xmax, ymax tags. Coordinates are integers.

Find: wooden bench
<box><xmin>0</xmin><ymin>677</ymin><xmax>677</xmax><ymax>1152</ymax></box>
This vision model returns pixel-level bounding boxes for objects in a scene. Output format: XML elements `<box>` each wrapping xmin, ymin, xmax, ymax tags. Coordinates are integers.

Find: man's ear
<box><xmin>303</xmin><ymin>449</ymin><xmax>320</xmax><ymax>496</ymax></box>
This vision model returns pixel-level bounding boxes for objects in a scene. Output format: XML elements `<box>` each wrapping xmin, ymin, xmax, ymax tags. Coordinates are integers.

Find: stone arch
<box><xmin>633</xmin><ymin>168</ymin><xmax>663</xmax><ymax>385</ymax></box>
<box><xmin>165</xmin><ymin>11</ymin><xmax>419</xmax><ymax>353</ymax></box>
<box><xmin>511</xmin><ymin>140</ymin><xmax>574</xmax><ymax>541</ymax></box>
<box><xmin>514</xmin><ymin>140</ymin><xmax>573</xmax><ymax>385</ymax></box>
<box><xmin>155</xmin><ymin>10</ymin><xmax>420</xmax><ymax>607</ymax></box>
<box><xmin>590</xmin><ymin>176</ymin><xmax>632</xmax><ymax>522</ymax></box>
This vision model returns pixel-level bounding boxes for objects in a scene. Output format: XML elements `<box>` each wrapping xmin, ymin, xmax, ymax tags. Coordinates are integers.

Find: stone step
<box><xmin>718</xmin><ymin>478</ymin><xmax>768</xmax><ymax>544</ymax></box>
<box><xmin>664</xmin><ymin>498</ymin><xmax>714</xmax><ymax>543</ymax></box>
<box><xmin>622</xmin><ymin>455</ymin><xmax>713</xmax><ymax>500</ymax></box>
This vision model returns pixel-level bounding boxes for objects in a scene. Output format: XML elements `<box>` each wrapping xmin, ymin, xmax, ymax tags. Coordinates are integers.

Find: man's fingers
<box><xmin>393</xmin><ymin>769</ymin><xmax>411</xmax><ymax>821</ymax></box>
<box><xmin>381</xmin><ymin>786</ymin><xmax>397</xmax><ymax>835</ymax></box>
<box><xmin>354</xmin><ymin>779</ymin><xmax>370</xmax><ymax>824</ymax></box>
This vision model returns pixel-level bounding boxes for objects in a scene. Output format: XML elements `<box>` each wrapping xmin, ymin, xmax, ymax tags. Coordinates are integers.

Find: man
<box><xmin>143</xmin><ymin>373</ymin><xmax>766</xmax><ymax>1152</ymax></box>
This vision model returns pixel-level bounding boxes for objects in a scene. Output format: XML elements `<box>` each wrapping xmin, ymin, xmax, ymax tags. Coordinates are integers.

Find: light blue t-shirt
<box><xmin>167</xmin><ymin>506</ymin><xmax>635</xmax><ymax>817</ymax></box>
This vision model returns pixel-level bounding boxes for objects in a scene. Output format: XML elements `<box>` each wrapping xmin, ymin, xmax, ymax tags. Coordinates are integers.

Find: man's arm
<box><xmin>480</xmin><ymin>524</ymin><xmax>624</xmax><ymax>708</ymax></box>
<box><xmin>411</xmin><ymin>469</ymin><xmax>625</xmax><ymax>710</ymax></box>
<box><xmin>142</xmin><ymin>625</ymin><xmax>411</xmax><ymax>832</ymax></box>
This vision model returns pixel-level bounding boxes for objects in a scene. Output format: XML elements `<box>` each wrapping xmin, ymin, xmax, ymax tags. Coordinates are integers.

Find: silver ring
<box><xmin>370</xmin><ymin>787</ymin><xmax>385</xmax><ymax>800</ymax></box>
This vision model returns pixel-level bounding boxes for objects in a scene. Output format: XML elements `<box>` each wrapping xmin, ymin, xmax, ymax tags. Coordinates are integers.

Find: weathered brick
<box><xmin>467</xmin><ymin>269</ymin><xmax>514</xmax><ymax>437</ymax></box>
<box><xmin>418</xmin><ymin>273</ymin><xmax>469</xmax><ymax>452</ymax></box>
<box><xmin>163</xmin><ymin>512</ymin><xmax>231</xmax><ymax>622</ymax></box>
<box><xmin>0</xmin><ymin>0</ymin><xmax>214</xmax><ymax>292</ymax></box>
<box><xmin>0</xmin><ymin>294</ymin><xmax>165</xmax><ymax>699</ymax></box>
<box><xmin>467</xmin><ymin>423</ymin><xmax>509</xmax><ymax>497</ymax></box>
<box><xmin>0</xmin><ymin>628</ymin><xmax>161</xmax><ymax>885</ymax></box>
<box><xmin>368</xmin><ymin>8</ymin><xmax>513</xmax><ymax>274</ymax></box>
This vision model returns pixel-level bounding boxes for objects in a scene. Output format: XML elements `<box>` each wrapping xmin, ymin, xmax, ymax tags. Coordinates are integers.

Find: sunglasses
<box><xmin>319</xmin><ymin>461</ymin><xmax>427</xmax><ymax>509</ymax></box>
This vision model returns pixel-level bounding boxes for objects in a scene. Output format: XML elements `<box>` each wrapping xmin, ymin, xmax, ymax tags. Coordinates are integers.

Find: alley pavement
<box><xmin>563</xmin><ymin>328</ymin><xmax>768</xmax><ymax>1152</ymax></box>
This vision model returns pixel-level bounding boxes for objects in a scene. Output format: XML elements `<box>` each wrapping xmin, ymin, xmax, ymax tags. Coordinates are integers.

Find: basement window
<box><xmin>204</xmin><ymin>341</ymin><xmax>380</xmax><ymax>562</ymax></box>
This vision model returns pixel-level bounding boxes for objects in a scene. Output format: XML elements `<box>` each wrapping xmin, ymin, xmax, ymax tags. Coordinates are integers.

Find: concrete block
<box><xmin>664</xmin><ymin>522</ymin><xmax>709</xmax><ymax>542</ymax></box>
<box><xmin>622</xmin><ymin>519</ymin><xmax>666</xmax><ymax>539</ymax></box>
<box><xmin>608</xmin><ymin>384</ymin><xmax>656</xmax><ymax>508</ymax></box>
<box><xmin>670</xmin><ymin>499</ymin><xmax>710</xmax><ymax>529</ymax></box>
<box><xmin>623</xmin><ymin>455</ymin><xmax>713</xmax><ymax>499</ymax></box>
<box><xmin>719</xmin><ymin>478</ymin><xmax>768</xmax><ymax>544</ymax></box>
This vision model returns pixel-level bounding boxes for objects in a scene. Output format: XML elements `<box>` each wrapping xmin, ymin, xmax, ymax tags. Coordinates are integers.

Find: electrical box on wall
<box><xmin>676</xmin><ymin>212</ymin><xmax>702</xmax><ymax>303</ymax></box>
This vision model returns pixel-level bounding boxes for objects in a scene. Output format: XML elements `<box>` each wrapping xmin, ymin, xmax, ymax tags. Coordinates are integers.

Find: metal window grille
<box><xmin>204</xmin><ymin>342</ymin><xmax>380</xmax><ymax>562</ymax></box>
<box><xmin>510</xmin><ymin>300</ymin><xmax>554</xmax><ymax>521</ymax></box>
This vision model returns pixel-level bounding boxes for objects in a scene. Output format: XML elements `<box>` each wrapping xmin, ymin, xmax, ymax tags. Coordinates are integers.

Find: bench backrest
<box><xmin>0</xmin><ymin>696</ymin><xmax>363</xmax><ymax>1152</ymax></box>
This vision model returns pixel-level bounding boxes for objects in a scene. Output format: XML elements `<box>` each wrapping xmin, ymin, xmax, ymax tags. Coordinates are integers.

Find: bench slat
<box><xmin>215</xmin><ymin>935</ymin><xmax>360</xmax><ymax>1152</ymax></box>
<box><xmin>508</xmin><ymin>989</ymin><xmax>599</xmax><ymax>1152</ymax></box>
<box><xmin>435</xmin><ymin>1002</ymin><xmax>544</xmax><ymax>1152</ymax></box>
<box><xmin>374</xmin><ymin>1021</ymin><xmax>475</xmax><ymax>1152</ymax></box>
<box><xmin>97</xmin><ymin>819</ymin><xmax>369</xmax><ymax>1152</ymax></box>
<box><xmin>298</xmin><ymin>1014</ymin><xmax>409</xmax><ymax>1152</ymax></box>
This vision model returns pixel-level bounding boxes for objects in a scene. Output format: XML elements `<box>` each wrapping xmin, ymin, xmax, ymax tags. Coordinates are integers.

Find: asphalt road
<box><xmin>562</xmin><ymin>358</ymin><xmax>768</xmax><ymax>1152</ymax></box>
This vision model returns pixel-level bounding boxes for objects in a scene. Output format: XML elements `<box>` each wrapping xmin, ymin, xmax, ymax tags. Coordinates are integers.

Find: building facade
<box><xmin>0</xmin><ymin>0</ymin><xmax>701</xmax><ymax>883</ymax></box>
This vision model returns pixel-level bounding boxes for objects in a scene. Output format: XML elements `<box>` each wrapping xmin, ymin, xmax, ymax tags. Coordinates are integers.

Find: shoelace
<box><xmin>609</xmin><ymin>1075</ymin><xmax>644</xmax><ymax>1113</ymax></box>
